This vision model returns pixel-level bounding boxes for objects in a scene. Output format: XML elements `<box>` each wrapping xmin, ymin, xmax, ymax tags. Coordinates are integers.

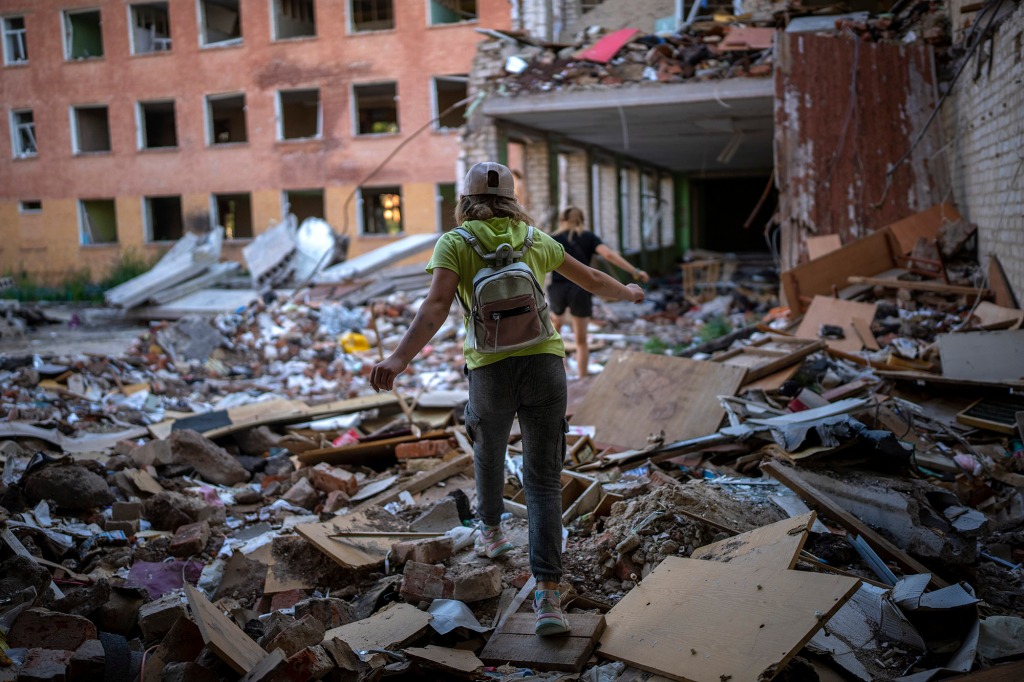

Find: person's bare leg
<box><xmin>572</xmin><ymin>316</ymin><xmax>590</xmax><ymax>376</ymax></box>
<box><xmin>550</xmin><ymin>312</ymin><xmax>563</xmax><ymax>333</ymax></box>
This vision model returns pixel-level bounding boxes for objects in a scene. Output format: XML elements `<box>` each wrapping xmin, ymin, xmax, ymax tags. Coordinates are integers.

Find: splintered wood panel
<box><xmin>795</xmin><ymin>296</ymin><xmax>878</xmax><ymax>354</ymax></box>
<box><xmin>886</xmin><ymin>203</ymin><xmax>961</xmax><ymax>255</ymax></box>
<box><xmin>598</xmin><ymin>558</ymin><xmax>859</xmax><ymax>682</ymax></box>
<box><xmin>325</xmin><ymin>603</ymin><xmax>431</xmax><ymax>653</ymax></box>
<box><xmin>185</xmin><ymin>584</ymin><xmax>266</xmax><ymax>675</ymax></box>
<box><xmin>405</xmin><ymin>646</ymin><xmax>484</xmax><ymax>674</ymax></box>
<box><xmin>713</xmin><ymin>336</ymin><xmax>824</xmax><ymax>382</ymax></box>
<box><xmin>480</xmin><ymin>613</ymin><xmax>606</xmax><ymax>673</ymax></box>
<box><xmin>295</xmin><ymin>511</ymin><xmax>393</xmax><ymax>569</ymax></box>
<box><xmin>690</xmin><ymin>512</ymin><xmax>815</xmax><ymax>569</ymax></box>
<box><xmin>806</xmin><ymin>234</ymin><xmax>842</xmax><ymax>261</ymax></box>
<box><xmin>571</xmin><ymin>351</ymin><xmax>746</xmax><ymax>449</ymax></box>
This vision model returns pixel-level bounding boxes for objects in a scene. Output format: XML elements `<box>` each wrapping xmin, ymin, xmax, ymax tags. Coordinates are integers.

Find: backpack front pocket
<box><xmin>480</xmin><ymin>293</ymin><xmax>543</xmax><ymax>351</ymax></box>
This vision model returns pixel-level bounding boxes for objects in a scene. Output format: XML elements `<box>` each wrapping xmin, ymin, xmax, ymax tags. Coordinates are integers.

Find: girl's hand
<box><xmin>634</xmin><ymin>269</ymin><xmax>650</xmax><ymax>283</ymax></box>
<box><xmin>370</xmin><ymin>356</ymin><xmax>408</xmax><ymax>392</ymax></box>
<box><xmin>625</xmin><ymin>283</ymin><xmax>645</xmax><ymax>304</ymax></box>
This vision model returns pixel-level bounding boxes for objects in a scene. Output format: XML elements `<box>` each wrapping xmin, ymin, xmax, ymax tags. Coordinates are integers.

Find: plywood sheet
<box><xmin>795</xmin><ymin>296</ymin><xmax>877</xmax><ymax>354</ymax></box>
<box><xmin>185</xmin><ymin>584</ymin><xmax>266</xmax><ymax>675</ymax></box>
<box><xmin>480</xmin><ymin>613</ymin><xmax>606</xmax><ymax>673</ymax></box>
<box><xmin>598</xmin><ymin>557</ymin><xmax>859</xmax><ymax>682</ymax></box>
<box><xmin>690</xmin><ymin>512</ymin><xmax>816</xmax><ymax>570</ymax></box>
<box><xmin>295</xmin><ymin>511</ymin><xmax>394</xmax><ymax>569</ymax></box>
<box><xmin>886</xmin><ymin>203</ymin><xmax>961</xmax><ymax>255</ymax></box>
<box><xmin>939</xmin><ymin>330</ymin><xmax>1024</xmax><ymax>383</ymax></box>
<box><xmin>807</xmin><ymin>234</ymin><xmax>842</xmax><ymax>261</ymax></box>
<box><xmin>325</xmin><ymin>603</ymin><xmax>431</xmax><ymax>653</ymax></box>
<box><xmin>988</xmin><ymin>255</ymin><xmax>1019</xmax><ymax>309</ymax></box>
<box><xmin>713</xmin><ymin>335</ymin><xmax>824</xmax><ymax>382</ymax></box>
<box><xmin>405</xmin><ymin>645</ymin><xmax>484</xmax><ymax>673</ymax></box>
<box><xmin>972</xmin><ymin>302</ymin><xmax>1024</xmax><ymax>330</ymax></box>
<box><xmin>571</xmin><ymin>351</ymin><xmax>746</xmax><ymax>449</ymax></box>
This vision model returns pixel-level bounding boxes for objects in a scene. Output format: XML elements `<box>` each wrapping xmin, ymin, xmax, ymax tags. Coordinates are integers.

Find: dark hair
<box><xmin>554</xmin><ymin>206</ymin><xmax>586</xmax><ymax>238</ymax></box>
<box><xmin>455</xmin><ymin>194</ymin><xmax>535</xmax><ymax>226</ymax></box>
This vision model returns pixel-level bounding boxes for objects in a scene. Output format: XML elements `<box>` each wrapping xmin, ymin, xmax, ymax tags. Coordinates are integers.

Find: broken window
<box><xmin>199</xmin><ymin>0</ymin><xmax>242</xmax><ymax>47</ymax></box>
<box><xmin>360</xmin><ymin>186</ymin><xmax>402</xmax><ymax>235</ymax></box>
<box><xmin>354</xmin><ymin>82</ymin><xmax>398</xmax><ymax>135</ymax></box>
<box><xmin>10</xmin><ymin>109</ymin><xmax>36</xmax><ymax>158</ymax></box>
<box><xmin>278</xmin><ymin>89</ymin><xmax>320</xmax><ymax>140</ymax></box>
<box><xmin>2</xmin><ymin>15</ymin><xmax>28</xmax><ymax>64</ymax></box>
<box><xmin>79</xmin><ymin>199</ymin><xmax>118</xmax><ymax>245</ymax></box>
<box><xmin>63</xmin><ymin>9</ymin><xmax>104</xmax><ymax>60</ymax></box>
<box><xmin>429</xmin><ymin>0</ymin><xmax>477</xmax><ymax>25</ymax></box>
<box><xmin>138</xmin><ymin>100</ymin><xmax>177</xmax><ymax>149</ymax></box>
<box><xmin>213</xmin><ymin>193</ymin><xmax>253</xmax><ymax>239</ymax></box>
<box><xmin>273</xmin><ymin>0</ymin><xmax>315</xmax><ymax>40</ymax></box>
<box><xmin>130</xmin><ymin>3</ymin><xmax>172</xmax><ymax>54</ymax></box>
<box><xmin>433</xmin><ymin>75</ymin><xmax>468</xmax><ymax>130</ymax></box>
<box><xmin>72</xmin><ymin>106</ymin><xmax>112</xmax><ymax>154</ymax></box>
<box><xmin>207</xmin><ymin>94</ymin><xmax>247</xmax><ymax>145</ymax></box>
<box><xmin>283</xmin><ymin>189</ymin><xmax>325</xmax><ymax>224</ymax></box>
<box><xmin>437</xmin><ymin>183</ymin><xmax>457</xmax><ymax>231</ymax></box>
<box><xmin>145</xmin><ymin>195</ymin><xmax>184</xmax><ymax>242</ymax></box>
<box><xmin>19</xmin><ymin>200</ymin><xmax>41</xmax><ymax>213</ymax></box>
<box><xmin>350</xmin><ymin>0</ymin><xmax>393</xmax><ymax>32</ymax></box>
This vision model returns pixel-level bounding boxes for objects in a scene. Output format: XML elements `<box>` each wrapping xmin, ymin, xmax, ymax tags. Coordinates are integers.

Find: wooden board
<box><xmin>712</xmin><ymin>335</ymin><xmax>824</xmax><ymax>383</ymax></box>
<box><xmin>405</xmin><ymin>645</ymin><xmax>484</xmax><ymax>674</ymax></box>
<box><xmin>690</xmin><ymin>512</ymin><xmax>816</xmax><ymax>570</ymax></box>
<box><xmin>352</xmin><ymin>454</ymin><xmax>474</xmax><ymax>511</ymax></box>
<box><xmin>806</xmin><ymin>234</ymin><xmax>842</xmax><ymax>261</ymax></box>
<box><xmin>297</xmin><ymin>429</ymin><xmax>449</xmax><ymax>466</ymax></box>
<box><xmin>742</xmin><ymin>364</ymin><xmax>800</xmax><ymax>392</ymax></box>
<box><xmin>325</xmin><ymin>603</ymin><xmax>431</xmax><ymax>653</ymax></box>
<box><xmin>571</xmin><ymin>350</ymin><xmax>747</xmax><ymax>449</ymax></box>
<box><xmin>851</xmin><ymin>317</ymin><xmax>880</xmax><ymax>350</ymax></box>
<box><xmin>795</xmin><ymin>296</ymin><xmax>878</xmax><ymax>354</ymax></box>
<box><xmin>886</xmin><ymin>202</ymin><xmax>961</xmax><ymax>255</ymax></box>
<box><xmin>185</xmin><ymin>583</ymin><xmax>266</xmax><ymax>675</ymax></box>
<box><xmin>480</xmin><ymin>613</ymin><xmax>606</xmax><ymax>673</ymax></box>
<box><xmin>847</xmin><ymin>276</ymin><xmax>988</xmax><ymax>297</ymax></box>
<box><xmin>972</xmin><ymin>302</ymin><xmax>1024</xmax><ymax>330</ymax></box>
<box><xmin>939</xmin><ymin>330</ymin><xmax>1024</xmax><ymax>383</ymax></box>
<box><xmin>295</xmin><ymin>511</ymin><xmax>394</xmax><ymax>569</ymax></box>
<box><xmin>988</xmin><ymin>255</ymin><xmax>1019</xmax><ymax>309</ymax></box>
<box><xmin>760</xmin><ymin>462</ymin><xmax>947</xmax><ymax>588</ymax></box>
<box><xmin>598</xmin><ymin>557</ymin><xmax>859</xmax><ymax>682</ymax></box>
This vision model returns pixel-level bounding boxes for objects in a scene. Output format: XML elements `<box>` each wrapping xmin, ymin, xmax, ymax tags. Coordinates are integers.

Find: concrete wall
<box><xmin>942</xmin><ymin>0</ymin><xmax>1024</xmax><ymax>300</ymax></box>
<box><xmin>0</xmin><ymin>0</ymin><xmax>510</xmax><ymax>283</ymax></box>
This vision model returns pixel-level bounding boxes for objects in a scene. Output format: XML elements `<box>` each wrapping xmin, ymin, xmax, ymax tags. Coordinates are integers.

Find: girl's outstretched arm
<box><xmin>596</xmin><ymin>243</ymin><xmax>649</xmax><ymax>283</ymax></box>
<box><xmin>555</xmin><ymin>254</ymin><xmax>645</xmax><ymax>303</ymax></box>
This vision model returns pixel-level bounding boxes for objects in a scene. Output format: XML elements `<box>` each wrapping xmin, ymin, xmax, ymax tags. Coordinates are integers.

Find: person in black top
<box><xmin>548</xmin><ymin>206</ymin><xmax>649</xmax><ymax>377</ymax></box>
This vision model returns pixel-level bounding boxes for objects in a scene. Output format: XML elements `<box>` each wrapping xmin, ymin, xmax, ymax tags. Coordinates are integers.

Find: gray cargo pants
<box><xmin>464</xmin><ymin>353</ymin><xmax>567</xmax><ymax>583</ymax></box>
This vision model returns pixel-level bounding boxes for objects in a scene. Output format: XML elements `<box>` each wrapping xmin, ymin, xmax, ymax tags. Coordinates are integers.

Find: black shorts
<box><xmin>547</xmin><ymin>280</ymin><xmax>593</xmax><ymax>318</ymax></box>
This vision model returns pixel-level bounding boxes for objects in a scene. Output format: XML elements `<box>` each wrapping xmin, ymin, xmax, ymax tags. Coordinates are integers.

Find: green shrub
<box><xmin>697</xmin><ymin>315</ymin><xmax>732</xmax><ymax>344</ymax></box>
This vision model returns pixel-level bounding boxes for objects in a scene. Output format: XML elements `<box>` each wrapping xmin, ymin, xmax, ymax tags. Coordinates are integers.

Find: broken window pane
<box><xmin>283</xmin><ymin>189</ymin><xmax>325</xmax><ymax>224</ymax></box>
<box><xmin>361</xmin><ymin>186</ymin><xmax>402</xmax><ymax>235</ymax></box>
<box><xmin>350</xmin><ymin>0</ymin><xmax>393</xmax><ymax>32</ymax></box>
<box><xmin>145</xmin><ymin>196</ymin><xmax>184</xmax><ymax>242</ymax></box>
<box><xmin>199</xmin><ymin>0</ymin><xmax>242</xmax><ymax>47</ymax></box>
<box><xmin>11</xmin><ymin>109</ymin><xmax>36</xmax><ymax>157</ymax></box>
<box><xmin>64</xmin><ymin>9</ymin><xmax>104</xmax><ymax>60</ymax></box>
<box><xmin>433</xmin><ymin>75</ymin><xmax>468</xmax><ymax>130</ymax></box>
<box><xmin>139</xmin><ymin>100</ymin><xmax>177</xmax><ymax>149</ymax></box>
<box><xmin>354</xmin><ymin>82</ymin><xmax>398</xmax><ymax>135</ymax></box>
<box><xmin>2</xmin><ymin>15</ymin><xmax>28</xmax><ymax>64</ymax></box>
<box><xmin>19</xmin><ymin>200</ymin><xmax>42</xmax><ymax>213</ymax></box>
<box><xmin>429</xmin><ymin>0</ymin><xmax>477</xmax><ymax>25</ymax></box>
<box><xmin>437</xmin><ymin>183</ymin><xmax>457</xmax><ymax>231</ymax></box>
<box><xmin>273</xmin><ymin>0</ymin><xmax>315</xmax><ymax>40</ymax></box>
<box><xmin>207</xmin><ymin>94</ymin><xmax>247</xmax><ymax>145</ymax></box>
<box><xmin>72</xmin><ymin>106</ymin><xmax>112</xmax><ymax>153</ymax></box>
<box><xmin>213</xmin><ymin>193</ymin><xmax>253</xmax><ymax>239</ymax></box>
<box><xmin>80</xmin><ymin>199</ymin><xmax>118</xmax><ymax>245</ymax></box>
<box><xmin>279</xmin><ymin>89</ymin><xmax>320</xmax><ymax>140</ymax></box>
<box><xmin>130</xmin><ymin>3</ymin><xmax>172</xmax><ymax>54</ymax></box>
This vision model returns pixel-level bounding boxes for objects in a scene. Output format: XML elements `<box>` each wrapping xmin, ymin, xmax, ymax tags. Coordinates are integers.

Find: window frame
<box><xmin>197</xmin><ymin>0</ymin><xmax>243</xmax><ymax>49</ymax></box>
<box><xmin>142</xmin><ymin>195</ymin><xmax>185</xmax><ymax>243</ymax></box>
<box><xmin>352</xmin><ymin>81</ymin><xmax>400</xmax><ymax>136</ymax></box>
<box><xmin>348</xmin><ymin>0</ymin><xmax>395</xmax><ymax>34</ymax></box>
<box><xmin>211</xmin><ymin>192</ymin><xmax>254</xmax><ymax>240</ymax></box>
<box><xmin>70</xmin><ymin>104</ymin><xmax>112</xmax><ymax>155</ymax></box>
<box><xmin>18</xmin><ymin>199</ymin><xmax>42</xmax><ymax>214</ymax></box>
<box><xmin>276</xmin><ymin>88</ymin><xmax>322</xmax><ymax>141</ymax></box>
<box><xmin>205</xmin><ymin>92</ymin><xmax>248</xmax><ymax>146</ymax></box>
<box><xmin>270</xmin><ymin>0</ymin><xmax>317</xmax><ymax>41</ymax></box>
<box><xmin>62</xmin><ymin>8</ymin><xmax>105</xmax><ymax>61</ymax></box>
<box><xmin>2</xmin><ymin>15</ymin><xmax>28</xmax><ymax>65</ymax></box>
<box><xmin>136</xmin><ymin>99</ymin><xmax>178</xmax><ymax>150</ymax></box>
<box><xmin>431</xmin><ymin>74</ymin><xmax>469</xmax><ymax>131</ymax></box>
<box><xmin>10</xmin><ymin>108</ymin><xmax>37</xmax><ymax>158</ymax></box>
<box><xmin>426</xmin><ymin>0</ymin><xmax>477</xmax><ymax>27</ymax></box>
<box><xmin>128</xmin><ymin>2</ymin><xmax>173</xmax><ymax>55</ymax></box>
<box><xmin>358</xmin><ymin>185</ymin><xmax>404</xmax><ymax>236</ymax></box>
<box><xmin>78</xmin><ymin>198</ymin><xmax>119</xmax><ymax>245</ymax></box>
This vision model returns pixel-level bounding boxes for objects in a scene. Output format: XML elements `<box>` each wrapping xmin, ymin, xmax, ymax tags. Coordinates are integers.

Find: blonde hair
<box><xmin>455</xmin><ymin>194</ymin><xmax>535</xmax><ymax>226</ymax></box>
<box><xmin>554</xmin><ymin>206</ymin><xmax>586</xmax><ymax>239</ymax></box>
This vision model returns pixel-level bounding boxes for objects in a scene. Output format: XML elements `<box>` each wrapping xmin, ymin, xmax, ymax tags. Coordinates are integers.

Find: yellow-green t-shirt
<box><xmin>427</xmin><ymin>218</ymin><xmax>566</xmax><ymax>370</ymax></box>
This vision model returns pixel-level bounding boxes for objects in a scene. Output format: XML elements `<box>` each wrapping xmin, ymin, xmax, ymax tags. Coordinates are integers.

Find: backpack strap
<box><xmin>453</xmin><ymin>225</ymin><xmax>535</xmax><ymax>267</ymax></box>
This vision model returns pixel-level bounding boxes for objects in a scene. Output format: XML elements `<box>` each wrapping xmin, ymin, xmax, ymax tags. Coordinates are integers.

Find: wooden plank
<box><xmin>972</xmin><ymin>302</ymin><xmax>1024</xmax><ymax>330</ymax></box>
<box><xmin>185</xmin><ymin>583</ymin><xmax>266</xmax><ymax>675</ymax></box>
<box><xmin>325</xmin><ymin>603</ymin><xmax>431</xmax><ymax>653</ymax></box>
<box><xmin>295</xmin><ymin>511</ymin><xmax>394</xmax><ymax>569</ymax></box>
<box><xmin>795</xmin><ymin>296</ymin><xmax>878</xmax><ymax>354</ymax></box>
<box><xmin>886</xmin><ymin>203</ymin><xmax>961</xmax><ymax>255</ymax></box>
<box><xmin>942</xmin><ymin>661</ymin><xmax>1024</xmax><ymax>681</ymax></box>
<box><xmin>571</xmin><ymin>350</ymin><xmax>746</xmax><ymax>449</ymax></box>
<box><xmin>0</xmin><ymin>423</ymin><xmax>150</xmax><ymax>454</ymax></box>
<box><xmin>847</xmin><ymin>276</ymin><xmax>988</xmax><ymax>297</ymax></box>
<box><xmin>1</xmin><ymin>527</ymin><xmax>64</xmax><ymax>599</ymax></box>
<box><xmin>480</xmin><ymin>613</ymin><xmax>605</xmax><ymax>673</ymax></box>
<box><xmin>713</xmin><ymin>335</ymin><xmax>824</xmax><ymax>382</ymax></box>
<box><xmin>297</xmin><ymin>429</ymin><xmax>449</xmax><ymax>466</ymax></box>
<box><xmin>598</xmin><ymin>557</ymin><xmax>859</xmax><ymax>682</ymax></box>
<box><xmin>988</xmin><ymin>255</ymin><xmax>1019</xmax><ymax>309</ymax></box>
<box><xmin>874</xmin><ymin>368</ymin><xmax>1024</xmax><ymax>389</ymax></box>
<box><xmin>691</xmin><ymin>512</ymin><xmax>816</xmax><ymax>570</ymax></box>
<box><xmin>939</xmin><ymin>330</ymin><xmax>1024</xmax><ymax>383</ymax></box>
<box><xmin>405</xmin><ymin>646</ymin><xmax>484</xmax><ymax>674</ymax></box>
<box><xmin>742</xmin><ymin>364</ymin><xmax>800</xmax><ymax>391</ymax></box>
<box><xmin>239</xmin><ymin>650</ymin><xmax>286</xmax><ymax>682</ymax></box>
<box><xmin>851</xmin><ymin>317</ymin><xmax>880</xmax><ymax>350</ymax></box>
<box><xmin>760</xmin><ymin>462</ymin><xmax>948</xmax><ymax>588</ymax></box>
<box><xmin>806</xmin><ymin>234</ymin><xmax>842</xmax><ymax>261</ymax></box>
<box><xmin>352</xmin><ymin>453</ymin><xmax>474</xmax><ymax>511</ymax></box>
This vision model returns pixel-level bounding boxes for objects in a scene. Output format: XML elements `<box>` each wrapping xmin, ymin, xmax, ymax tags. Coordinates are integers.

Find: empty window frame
<box><xmin>350</xmin><ymin>0</ymin><xmax>393</xmax><ymax>32</ymax></box>
<box><xmin>278</xmin><ymin>89</ymin><xmax>321</xmax><ymax>140</ymax></box>
<box><xmin>354</xmin><ymin>82</ymin><xmax>398</xmax><ymax>135</ymax></box>
<box><xmin>130</xmin><ymin>3</ymin><xmax>172</xmax><ymax>54</ymax></box>
<box><xmin>360</xmin><ymin>186</ymin><xmax>402</xmax><ymax>235</ymax></box>
<box><xmin>2</xmin><ymin>15</ymin><xmax>28</xmax><ymax>64</ymax></box>
<box><xmin>71</xmin><ymin>106</ymin><xmax>112</xmax><ymax>153</ymax></box>
<box><xmin>212</xmin><ymin>193</ymin><xmax>253</xmax><ymax>239</ymax></box>
<box><xmin>10</xmin><ymin>109</ymin><xmax>36</xmax><ymax>158</ymax></box>
<box><xmin>138</xmin><ymin>100</ymin><xmax>177</xmax><ymax>149</ymax></box>
<box><xmin>437</xmin><ymin>183</ymin><xmax>456</xmax><ymax>231</ymax></box>
<box><xmin>433</xmin><ymin>75</ymin><xmax>468</xmax><ymax>130</ymax></box>
<box><xmin>273</xmin><ymin>0</ymin><xmax>315</xmax><ymax>40</ymax></box>
<box><xmin>429</xmin><ymin>0</ymin><xmax>477</xmax><ymax>25</ymax></box>
<box><xmin>79</xmin><ymin>199</ymin><xmax>118</xmax><ymax>245</ymax></box>
<box><xmin>283</xmin><ymin>189</ymin><xmax>325</xmax><ymax>224</ymax></box>
<box><xmin>207</xmin><ymin>94</ymin><xmax>247</xmax><ymax>145</ymax></box>
<box><xmin>19</xmin><ymin>200</ymin><xmax>42</xmax><ymax>213</ymax></box>
<box><xmin>144</xmin><ymin>195</ymin><xmax>184</xmax><ymax>241</ymax></box>
<box><xmin>63</xmin><ymin>9</ymin><xmax>104</xmax><ymax>60</ymax></box>
<box><xmin>199</xmin><ymin>0</ymin><xmax>242</xmax><ymax>47</ymax></box>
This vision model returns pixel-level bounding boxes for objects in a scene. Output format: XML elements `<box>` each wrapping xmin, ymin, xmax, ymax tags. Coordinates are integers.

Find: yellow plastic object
<box><xmin>340</xmin><ymin>331</ymin><xmax>370</xmax><ymax>353</ymax></box>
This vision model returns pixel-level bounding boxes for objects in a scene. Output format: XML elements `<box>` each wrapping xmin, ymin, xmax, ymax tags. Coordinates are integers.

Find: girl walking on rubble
<box><xmin>548</xmin><ymin>206</ymin><xmax>649</xmax><ymax>377</ymax></box>
<box><xmin>370</xmin><ymin>162</ymin><xmax>644</xmax><ymax>636</ymax></box>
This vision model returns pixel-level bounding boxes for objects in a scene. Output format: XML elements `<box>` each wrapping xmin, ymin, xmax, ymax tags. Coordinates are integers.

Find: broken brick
<box><xmin>69</xmin><ymin>639</ymin><xmax>104</xmax><ymax>680</ymax></box>
<box><xmin>105</xmin><ymin>518</ymin><xmax>140</xmax><ymax>535</ymax></box>
<box><xmin>9</xmin><ymin>608</ymin><xmax>98</xmax><ymax>651</ymax></box>
<box><xmin>323</xmin><ymin>489</ymin><xmax>350</xmax><ymax>513</ymax></box>
<box><xmin>282</xmin><ymin>477</ymin><xmax>319</xmax><ymax>509</ymax></box>
<box><xmin>270</xmin><ymin>589</ymin><xmax>307</xmax><ymax>612</ymax></box>
<box><xmin>138</xmin><ymin>593</ymin><xmax>187</xmax><ymax>642</ymax></box>
<box><xmin>266</xmin><ymin>614</ymin><xmax>326</xmax><ymax>658</ymax></box>
<box><xmin>452</xmin><ymin>564</ymin><xmax>503</xmax><ymax>602</ymax></box>
<box><xmin>169</xmin><ymin>520</ymin><xmax>211</xmax><ymax>558</ymax></box>
<box><xmin>112</xmin><ymin>500</ymin><xmax>144</xmax><ymax>520</ymax></box>
<box><xmin>17</xmin><ymin>649</ymin><xmax>74</xmax><ymax>682</ymax></box>
<box><xmin>310</xmin><ymin>463</ymin><xmax>358</xmax><ymax>495</ymax></box>
<box><xmin>391</xmin><ymin>536</ymin><xmax>454</xmax><ymax>565</ymax></box>
<box><xmin>394</xmin><ymin>439</ymin><xmax>454</xmax><ymax>460</ymax></box>
<box><xmin>399</xmin><ymin>561</ymin><xmax>453</xmax><ymax>603</ymax></box>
